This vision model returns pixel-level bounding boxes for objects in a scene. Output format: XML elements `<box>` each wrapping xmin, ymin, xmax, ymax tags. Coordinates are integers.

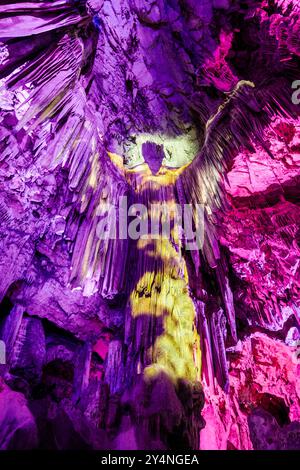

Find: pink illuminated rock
<box><xmin>201</xmin><ymin>333</ymin><xmax>300</xmax><ymax>449</ymax></box>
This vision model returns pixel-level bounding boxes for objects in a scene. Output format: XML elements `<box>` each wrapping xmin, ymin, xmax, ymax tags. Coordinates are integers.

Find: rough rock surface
<box><xmin>0</xmin><ymin>0</ymin><xmax>299</xmax><ymax>450</ymax></box>
<box><xmin>0</xmin><ymin>378</ymin><xmax>38</xmax><ymax>449</ymax></box>
<box><xmin>201</xmin><ymin>333</ymin><xmax>300</xmax><ymax>449</ymax></box>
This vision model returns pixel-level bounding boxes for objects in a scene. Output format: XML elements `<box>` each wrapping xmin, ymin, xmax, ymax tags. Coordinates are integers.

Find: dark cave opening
<box><xmin>257</xmin><ymin>393</ymin><xmax>290</xmax><ymax>427</ymax></box>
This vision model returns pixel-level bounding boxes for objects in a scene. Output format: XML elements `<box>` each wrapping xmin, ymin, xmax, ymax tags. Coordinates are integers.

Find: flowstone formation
<box><xmin>0</xmin><ymin>0</ymin><xmax>300</xmax><ymax>450</ymax></box>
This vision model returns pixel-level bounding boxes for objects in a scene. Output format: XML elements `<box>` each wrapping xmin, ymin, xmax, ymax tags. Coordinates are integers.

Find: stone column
<box><xmin>1</xmin><ymin>304</ymin><xmax>24</xmax><ymax>366</ymax></box>
<box><xmin>73</xmin><ymin>341</ymin><xmax>92</xmax><ymax>403</ymax></box>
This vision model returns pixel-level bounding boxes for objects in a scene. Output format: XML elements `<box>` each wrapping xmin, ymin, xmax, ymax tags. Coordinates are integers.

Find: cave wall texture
<box><xmin>0</xmin><ymin>0</ymin><xmax>300</xmax><ymax>450</ymax></box>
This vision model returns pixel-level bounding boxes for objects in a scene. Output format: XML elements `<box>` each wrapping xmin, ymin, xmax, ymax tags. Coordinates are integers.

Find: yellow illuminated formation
<box><xmin>127</xmin><ymin>163</ymin><xmax>201</xmax><ymax>384</ymax></box>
